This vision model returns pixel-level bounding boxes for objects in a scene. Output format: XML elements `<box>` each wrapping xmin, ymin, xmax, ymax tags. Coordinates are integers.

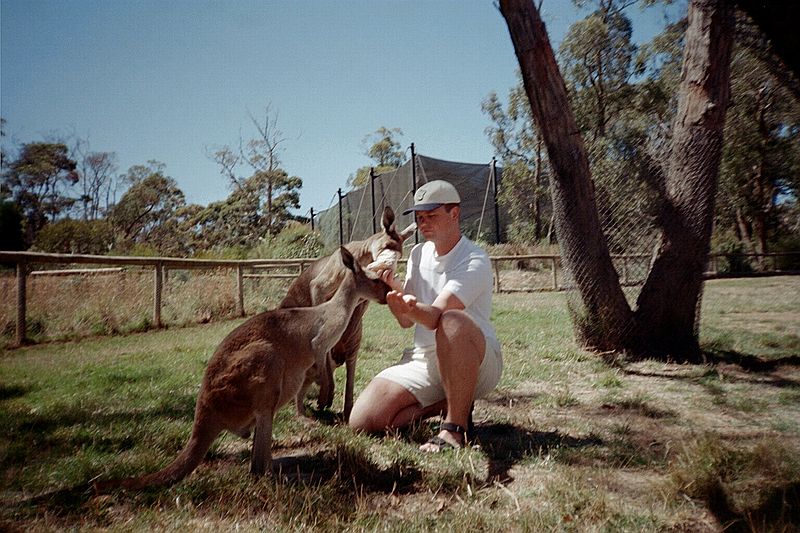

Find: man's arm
<box><xmin>385</xmin><ymin>289</ymin><xmax>465</xmax><ymax>331</ymax></box>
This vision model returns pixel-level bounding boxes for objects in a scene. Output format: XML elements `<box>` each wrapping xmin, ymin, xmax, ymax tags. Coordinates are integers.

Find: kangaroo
<box><xmin>94</xmin><ymin>247</ymin><xmax>389</xmax><ymax>491</ymax></box>
<box><xmin>280</xmin><ymin>206</ymin><xmax>415</xmax><ymax>421</ymax></box>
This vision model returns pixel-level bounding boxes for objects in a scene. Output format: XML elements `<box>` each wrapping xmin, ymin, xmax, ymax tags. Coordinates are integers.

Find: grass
<box><xmin>1</xmin><ymin>277</ymin><xmax>799</xmax><ymax>531</ymax></box>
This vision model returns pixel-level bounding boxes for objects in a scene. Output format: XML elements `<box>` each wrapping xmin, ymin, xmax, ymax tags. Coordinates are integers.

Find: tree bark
<box><xmin>633</xmin><ymin>0</ymin><xmax>734</xmax><ymax>360</ymax></box>
<box><xmin>533</xmin><ymin>132</ymin><xmax>543</xmax><ymax>239</ymax></box>
<box><xmin>499</xmin><ymin>0</ymin><xmax>632</xmax><ymax>349</ymax></box>
<box><xmin>500</xmin><ymin>0</ymin><xmax>734</xmax><ymax>361</ymax></box>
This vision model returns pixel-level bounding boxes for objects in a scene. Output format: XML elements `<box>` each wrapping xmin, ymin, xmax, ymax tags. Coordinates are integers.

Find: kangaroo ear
<box><xmin>340</xmin><ymin>246</ymin><xmax>358</xmax><ymax>273</ymax></box>
<box><xmin>399</xmin><ymin>222</ymin><xmax>417</xmax><ymax>242</ymax></box>
<box><xmin>381</xmin><ymin>206</ymin><xmax>395</xmax><ymax>232</ymax></box>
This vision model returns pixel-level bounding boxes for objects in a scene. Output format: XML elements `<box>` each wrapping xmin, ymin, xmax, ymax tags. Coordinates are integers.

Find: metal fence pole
<box><xmin>337</xmin><ymin>188</ymin><xmax>344</xmax><ymax>246</ymax></box>
<box><xmin>370</xmin><ymin>167</ymin><xmax>377</xmax><ymax>234</ymax></box>
<box><xmin>411</xmin><ymin>143</ymin><xmax>418</xmax><ymax>244</ymax></box>
<box><xmin>492</xmin><ymin>158</ymin><xmax>501</xmax><ymax>244</ymax></box>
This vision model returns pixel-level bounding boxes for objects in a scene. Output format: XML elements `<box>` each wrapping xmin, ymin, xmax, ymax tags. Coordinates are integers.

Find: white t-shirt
<box><xmin>403</xmin><ymin>236</ymin><xmax>500</xmax><ymax>355</ymax></box>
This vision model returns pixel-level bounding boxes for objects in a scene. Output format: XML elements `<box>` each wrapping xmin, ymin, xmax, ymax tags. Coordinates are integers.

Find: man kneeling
<box><xmin>349</xmin><ymin>180</ymin><xmax>503</xmax><ymax>452</ymax></box>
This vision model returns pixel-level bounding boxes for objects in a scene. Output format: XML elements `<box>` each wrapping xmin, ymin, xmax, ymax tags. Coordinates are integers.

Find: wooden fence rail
<box><xmin>1</xmin><ymin>251</ymin><xmax>314</xmax><ymax>347</ymax></box>
<box><xmin>2</xmin><ymin>250</ymin><xmax>798</xmax><ymax>347</ymax></box>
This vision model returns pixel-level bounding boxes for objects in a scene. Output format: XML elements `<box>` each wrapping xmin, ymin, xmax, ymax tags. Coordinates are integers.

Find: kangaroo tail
<box><xmin>94</xmin><ymin>425</ymin><xmax>221</xmax><ymax>493</ymax></box>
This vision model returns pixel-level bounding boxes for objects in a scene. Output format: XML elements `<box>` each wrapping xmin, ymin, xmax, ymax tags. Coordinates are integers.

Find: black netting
<box><xmin>315</xmin><ymin>153</ymin><xmax>510</xmax><ymax>250</ymax></box>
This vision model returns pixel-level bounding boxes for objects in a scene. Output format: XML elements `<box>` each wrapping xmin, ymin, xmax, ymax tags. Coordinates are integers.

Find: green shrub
<box><xmin>33</xmin><ymin>218</ymin><xmax>115</xmax><ymax>255</ymax></box>
<box><xmin>249</xmin><ymin>222</ymin><xmax>323</xmax><ymax>259</ymax></box>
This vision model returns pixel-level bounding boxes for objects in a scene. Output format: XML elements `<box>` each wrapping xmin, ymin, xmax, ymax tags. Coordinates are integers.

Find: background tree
<box><xmin>559</xmin><ymin>0</ymin><xmax>637</xmax><ymax>140</ymax></box>
<box><xmin>559</xmin><ymin>0</ymin><xmax>675</xmax><ymax>256</ymax></box>
<box><xmin>208</xmin><ymin>106</ymin><xmax>302</xmax><ymax>243</ymax></box>
<box><xmin>348</xmin><ymin>127</ymin><xmax>407</xmax><ymax>188</ymax></box>
<box><xmin>483</xmin><ymin>78</ymin><xmax>550</xmax><ymax>243</ymax></box>
<box><xmin>500</xmin><ymin>0</ymin><xmax>735</xmax><ymax>360</ymax></box>
<box><xmin>109</xmin><ymin>161</ymin><xmax>187</xmax><ymax>255</ymax></box>
<box><xmin>73</xmin><ymin>138</ymin><xmax>120</xmax><ymax>221</ymax></box>
<box><xmin>2</xmin><ymin>142</ymin><xmax>79</xmax><ymax>246</ymax></box>
<box><xmin>0</xmin><ymin>200</ymin><xmax>25</xmax><ymax>251</ymax></box>
<box><xmin>716</xmin><ymin>16</ymin><xmax>800</xmax><ymax>263</ymax></box>
<box><xmin>0</xmin><ymin>118</ymin><xmax>7</xmax><ymax>172</ymax></box>
<box><xmin>734</xmin><ymin>0</ymin><xmax>800</xmax><ymax>86</ymax></box>
<box><xmin>484</xmin><ymin>1</ymin><xmax>681</xmax><ymax>247</ymax></box>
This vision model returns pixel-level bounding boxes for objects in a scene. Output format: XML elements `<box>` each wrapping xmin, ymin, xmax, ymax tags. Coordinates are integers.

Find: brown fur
<box><xmin>280</xmin><ymin>206</ymin><xmax>415</xmax><ymax>420</ymax></box>
<box><xmin>94</xmin><ymin>248</ymin><xmax>389</xmax><ymax>491</ymax></box>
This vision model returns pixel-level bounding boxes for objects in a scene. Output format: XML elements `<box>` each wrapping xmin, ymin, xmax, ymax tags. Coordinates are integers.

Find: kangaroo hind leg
<box><xmin>317</xmin><ymin>353</ymin><xmax>335</xmax><ymax>410</ymax></box>
<box><xmin>250</xmin><ymin>412</ymin><xmax>274</xmax><ymax>476</ymax></box>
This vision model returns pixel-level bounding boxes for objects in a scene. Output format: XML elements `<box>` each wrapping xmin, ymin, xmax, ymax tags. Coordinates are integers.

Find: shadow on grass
<box><xmin>705</xmin><ymin>349</ymin><xmax>800</xmax><ymax>373</ymax></box>
<box><xmin>3</xmin><ymin>444</ymin><xmax>423</xmax><ymax>524</ymax></box>
<box><xmin>273</xmin><ymin>446</ymin><xmax>422</xmax><ymax>494</ymax></box>
<box><xmin>274</xmin><ymin>423</ymin><xmax>603</xmax><ymax>494</ymax></box>
<box><xmin>3</xmin><ymin>392</ymin><xmax>198</xmax><ymax>469</ymax></box>
<box><xmin>474</xmin><ymin>422</ymin><xmax>603</xmax><ymax>484</ymax></box>
<box><xmin>0</xmin><ymin>383</ymin><xmax>32</xmax><ymax>401</ymax></box>
<box><xmin>623</xmin><ymin>348</ymin><xmax>800</xmax><ymax>389</ymax></box>
<box><xmin>705</xmin><ymin>479</ymin><xmax>800</xmax><ymax>532</ymax></box>
<box><xmin>0</xmin><ymin>481</ymin><xmax>95</xmax><ymax>516</ymax></box>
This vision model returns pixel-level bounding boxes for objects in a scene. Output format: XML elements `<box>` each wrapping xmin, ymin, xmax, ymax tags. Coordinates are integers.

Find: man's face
<box><xmin>415</xmin><ymin>205</ymin><xmax>455</xmax><ymax>239</ymax></box>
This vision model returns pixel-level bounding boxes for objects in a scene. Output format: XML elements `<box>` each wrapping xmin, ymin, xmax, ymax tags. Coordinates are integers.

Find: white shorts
<box><xmin>376</xmin><ymin>339</ymin><xmax>503</xmax><ymax>408</ymax></box>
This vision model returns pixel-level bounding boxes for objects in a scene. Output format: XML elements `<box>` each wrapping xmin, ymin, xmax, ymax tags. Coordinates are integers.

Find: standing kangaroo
<box><xmin>94</xmin><ymin>247</ymin><xmax>389</xmax><ymax>491</ymax></box>
<box><xmin>280</xmin><ymin>206</ymin><xmax>415</xmax><ymax>420</ymax></box>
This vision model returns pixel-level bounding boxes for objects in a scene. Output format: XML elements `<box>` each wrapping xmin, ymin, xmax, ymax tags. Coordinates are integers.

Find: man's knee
<box><xmin>348</xmin><ymin>410</ymin><xmax>374</xmax><ymax>433</ymax></box>
<box><xmin>349</xmin><ymin>378</ymin><xmax>415</xmax><ymax>433</ymax></box>
<box><xmin>437</xmin><ymin>309</ymin><xmax>470</xmax><ymax>336</ymax></box>
<box><xmin>437</xmin><ymin>310</ymin><xmax>482</xmax><ymax>343</ymax></box>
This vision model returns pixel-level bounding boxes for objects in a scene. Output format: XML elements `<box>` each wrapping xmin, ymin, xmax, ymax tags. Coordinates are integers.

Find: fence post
<box><xmin>236</xmin><ymin>264</ymin><xmax>245</xmax><ymax>317</ymax></box>
<box><xmin>551</xmin><ymin>257</ymin><xmax>558</xmax><ymax>290</ymax></box>
<box><xmin>153</xmin><ymin>262</ymin><xmax>163</xmax><ymax>328</ymax></box>
<box><xmin>492</xmin><ymin>258</ymin><xmax>501</xmax><ymax>293</ymax></box>
<box><xmin>15</xmin><ymin>261</ymin><xmax>28</xmax><ymax>347</ymax></box>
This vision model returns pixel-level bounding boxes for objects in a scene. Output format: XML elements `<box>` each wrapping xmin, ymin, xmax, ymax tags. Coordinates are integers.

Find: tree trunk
<box><xmin>500</xmin><ymin>0</ymin><xmax>734</xmax><ymax>361</ymax></box>
<box><xmin>499</xmin><ymin>0</ymin><xmax>632</xmax><ymax>349</ymax></box>
<box><xmin>533</xmin><ymin>132</ymin><xmax>543</xmax><ymax>240</ymax></box>
<box><xmin>632</xmin><ymin>0</ymin><xmax>734</xmax><ymax>360</ymax></box>
<box><xmin>735</xmin><ymin>208</ymin><xmax>756</xmax><ymax>254</ymax></box>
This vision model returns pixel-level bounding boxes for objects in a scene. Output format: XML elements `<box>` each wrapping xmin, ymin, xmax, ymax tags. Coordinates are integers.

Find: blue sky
<box><xmin>1</xmin><ymin>0</ymin><xmax>682</xmax><ymax>217</ymax></box>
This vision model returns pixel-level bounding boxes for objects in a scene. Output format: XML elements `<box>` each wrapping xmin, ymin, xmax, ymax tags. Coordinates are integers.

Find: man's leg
<box><xmin>350</xmin><ymin>377</ymin><xmax>444</xmax><ymax>433</ymax></box>
<box><xmin>421</xmin><ymin>309</ymin><xmax>485</xmax><ymax>451</ymax></box>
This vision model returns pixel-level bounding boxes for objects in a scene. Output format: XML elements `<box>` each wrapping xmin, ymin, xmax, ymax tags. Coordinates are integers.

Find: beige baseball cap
<box><xmin>402</xmin><ymin>180</ymin><xmax>461</xmax><ymax>215</ymax></box>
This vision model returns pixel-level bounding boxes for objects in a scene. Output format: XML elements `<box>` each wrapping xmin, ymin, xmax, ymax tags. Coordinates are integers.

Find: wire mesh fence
<box><xmin>0</xmin><ymin>262</ymin><xmax>296</xmax><ymax>346</ymax></box>
<box><xmin>2</xmin><ymin>247</ymin><xmax>797</xmax><ymax>348</ymax></box>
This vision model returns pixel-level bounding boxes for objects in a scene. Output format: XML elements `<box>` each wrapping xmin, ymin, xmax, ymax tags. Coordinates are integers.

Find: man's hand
<box><xmin>387</xmin><ymin>290</ymin><xmax>416</xmax><ymax>314</ymax></box>
<box><xmin>385</xmin><ymin>289</ymin><xmax>416</xmax><ymax>328</ymax></box>
<box><xmin>380</xmin><ymin>268</ymin><xmax>404</xmax><ymax>292</ymax></box>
